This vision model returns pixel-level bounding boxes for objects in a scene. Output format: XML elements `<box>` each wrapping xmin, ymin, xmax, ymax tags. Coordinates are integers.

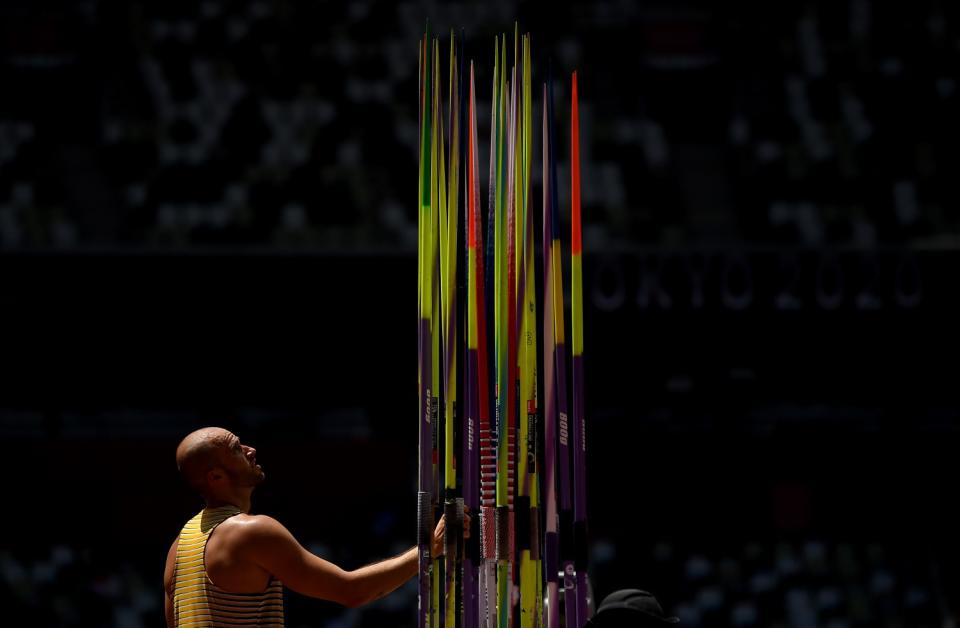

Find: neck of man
<box><xmin>205</xmin><ymin>489</ymin><xmax>252</xmax><ymax>513</ymax></box>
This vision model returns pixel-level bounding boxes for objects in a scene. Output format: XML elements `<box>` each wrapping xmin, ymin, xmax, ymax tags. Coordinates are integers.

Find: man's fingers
<box><xmin>435</xmin><ymin>512</ymin><xmax>474</xmax><ymax>539</ymax></box>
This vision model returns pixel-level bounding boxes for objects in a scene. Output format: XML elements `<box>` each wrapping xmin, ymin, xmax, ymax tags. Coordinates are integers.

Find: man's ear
<box><xmin>207</xmin><ymin>467</ymin><xmax>225</xmax><ymax>486</ymax></box>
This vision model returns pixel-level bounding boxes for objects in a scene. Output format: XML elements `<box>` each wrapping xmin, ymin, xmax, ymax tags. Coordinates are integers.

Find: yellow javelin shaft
<box><xmin>516</xmin><ymin>31</ymin><xmax>541</xmax><ymax>628</ymax></box>
<box><xmin>441</xmin><ymin>31</ymin><xmax>462</xmax><ymax>628</ymax></box>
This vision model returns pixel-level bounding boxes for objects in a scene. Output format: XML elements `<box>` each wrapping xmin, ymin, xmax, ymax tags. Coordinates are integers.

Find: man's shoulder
<box><xmin>217</xmin><ymin>513</ymin><xmax>291</xmax><ymax>542</ymax></box>
<box><xmin>213</xmin><ymin>513</ymin><xmax>300</xmax><ymax>563</ymax></box>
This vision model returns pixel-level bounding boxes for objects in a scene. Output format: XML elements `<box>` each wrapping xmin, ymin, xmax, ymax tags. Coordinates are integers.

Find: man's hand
<box><xmin>431</xmin><ymin>507</ymin><xmax>472</xmax><ymax>558</ymax></box>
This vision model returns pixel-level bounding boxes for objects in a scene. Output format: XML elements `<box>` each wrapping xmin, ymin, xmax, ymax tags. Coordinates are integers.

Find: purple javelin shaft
<box><xmin>462</xmin><ymin>60</ymin><xmax>482</xmax><ymax>628</ymax></box>
<box><xmin>541</xmin><ymin>80</ymin><xmax>560</xmax><ymax>628</ymax></box>
<box><xmin>573</xmin><ymin>354</ymin><xmax>587</xmax><ymax>624</ymax></box>
<box><xmin>571</xmin><ymin>70</ymin><xmax>589</xmax><ymax>626</ymax></box>
<box><xmin>546</xmin><ymin>71</ymin><xmax>580</xmax><ymax>628</ymax></box>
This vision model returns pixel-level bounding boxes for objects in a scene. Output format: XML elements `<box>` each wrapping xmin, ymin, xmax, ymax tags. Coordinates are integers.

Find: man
<box><xmin>584</xmin><ymin>589</ymin><xmax>680</xmax><ymax>627</ymax></box>
<box><xmin>164</xmin><ymin>427</ymin><xmax>464</xmax><ymax>627</ymax></box>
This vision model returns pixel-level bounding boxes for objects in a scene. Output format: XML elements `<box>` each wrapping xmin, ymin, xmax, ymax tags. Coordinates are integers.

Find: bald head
<box><xmin>176</xmin><ymin>427</ymin><xmax>233</xmax><ymax>494</ymax></box>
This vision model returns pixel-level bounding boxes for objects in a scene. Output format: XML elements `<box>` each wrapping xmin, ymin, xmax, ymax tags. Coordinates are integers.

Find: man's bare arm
<box><xmin>238</xmin><ymin>514</ymin><xmax>449</xmax><ymax>608</ymax></box>
<box><xmin>343</xmin><ymin>513</ymin><xmax>456</xmax><ymax>606</ymax></box>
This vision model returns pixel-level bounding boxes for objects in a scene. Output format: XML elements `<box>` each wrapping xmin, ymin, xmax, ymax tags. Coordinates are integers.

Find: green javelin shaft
<box><xmin>417</xmin><ymin>25</ymin><xmax>434</xmax><ymax>628</ymax></box>
<box><xmin>507</xmin><ymin>41</ymin><xmax>518</xmax><ymax>628</ymax></box>
<box><xmin>525</xmin><ymin>37</ymin><xmax>543</xmax><ymax>627</ymax></box>
<box><xmin>493</xmin><ymin>38</ymin><xmax>508</xmax><ymax>628</ymax></box>
<box><xmin>494</xmin><ymin>32</ymin><xmax>513</xmax><ymax>628</ymax></box>
<box><xmin>440</xmin><ymin>30</ymin><xmax>464</xmax><ymax>628</ymax></box>
<box><xmin>526</xmin><ymin>35</ymin><xmax>543</xmax><ymax>628</ymax></box>
<box><xmin>516</xmin><ymin>32</ymin><xmax>540</xmax><ymax>628</ymax></box>
<box><xmin>514</xmin><ymin>25</ymin><xmax>529</xmax><ymax>627</ymax></box>
<box><xmin>479</xmin><ymin>37</ymin><xmax>500</xmax><ymax>628</ymax></box>
<box><xmin>436</xmin><ymin>41</ymin><xmax>448</xmax><ymax>625</ymax></box>
<box><xmin>506</xmin><ymin>56</ymin><xmax>519</xmax><ymax>627</ymax></box>
<box><xmin>431</xmin><ymin>37</ymin><xmax>444</xmax><ymax>628</ymax></box>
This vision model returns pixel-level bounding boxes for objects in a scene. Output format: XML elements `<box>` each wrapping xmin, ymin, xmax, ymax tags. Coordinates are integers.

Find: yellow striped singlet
<box><xmin>173</xmin><ymin>506</ymin><xmax>284</xmax><ymax>627</ymax></box>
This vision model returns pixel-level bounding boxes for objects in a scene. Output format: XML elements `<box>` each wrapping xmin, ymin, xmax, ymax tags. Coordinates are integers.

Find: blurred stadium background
<box><xmin>1</xmin><ymin>1</ymin><xmax>958</xmax><ymax>626</ymax></box>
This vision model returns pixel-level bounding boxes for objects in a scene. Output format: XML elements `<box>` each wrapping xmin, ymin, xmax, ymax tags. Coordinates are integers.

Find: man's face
<box><xmin>215</xmin><ymin>431</ymin><xmax>265</xmax><ymax>487</ymax></box>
